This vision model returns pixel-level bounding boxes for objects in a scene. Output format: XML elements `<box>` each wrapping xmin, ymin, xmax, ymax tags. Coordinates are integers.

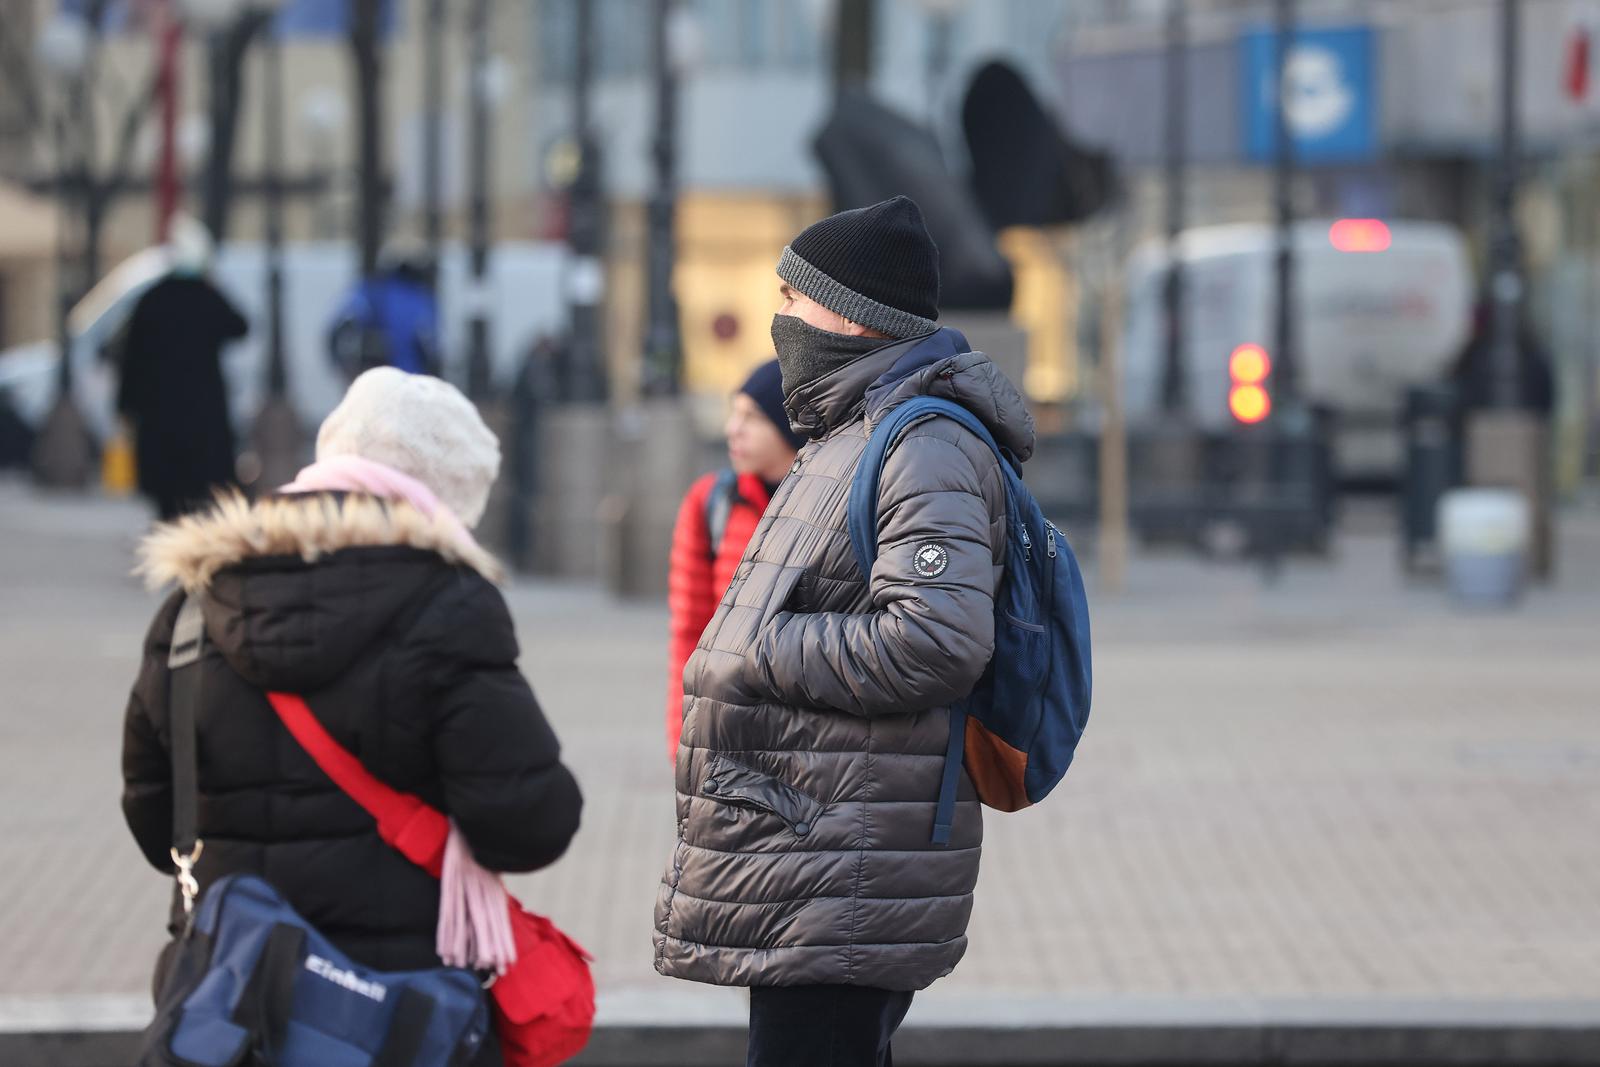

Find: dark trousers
<box><xmin>747</xmin><ymin>985</ymin><xmax>914</xmax><ymax>1067</ymax></box>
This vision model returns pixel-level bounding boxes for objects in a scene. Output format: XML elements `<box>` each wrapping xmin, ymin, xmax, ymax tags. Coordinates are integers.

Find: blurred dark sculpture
<box><xmin>813</xmin><ymin>89</ymin><xmax>1015</xmax><ymax>311</ymax></box>
<box><xmin>962</xmin><ymin>61</ymin><xmax>1117</xmax><ymax>230</ymax></box>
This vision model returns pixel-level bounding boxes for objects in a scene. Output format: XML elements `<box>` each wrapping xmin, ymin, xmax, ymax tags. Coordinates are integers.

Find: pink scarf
<box><xmin>279</xmin><ymin>454</ymin><xmax>518</xmax><ymax>974</ymax></box>
<box><xmin>280</xmin><ymin>455</ymin><xmax>480</xmax><ymax>555</ymax></box>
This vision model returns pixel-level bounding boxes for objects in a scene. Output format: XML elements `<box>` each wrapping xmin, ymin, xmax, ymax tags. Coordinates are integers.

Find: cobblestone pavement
<box><xmin>2</xmin><ymin>478</ymin><xmax>1598</xmax><ymax>1019</ymax></box>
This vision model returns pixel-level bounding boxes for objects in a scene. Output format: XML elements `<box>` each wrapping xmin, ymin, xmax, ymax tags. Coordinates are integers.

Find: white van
<box><xmin>1124</xmin><ymin>219</ymin><xmax>1474</xmax><ymax>479</ymax></box>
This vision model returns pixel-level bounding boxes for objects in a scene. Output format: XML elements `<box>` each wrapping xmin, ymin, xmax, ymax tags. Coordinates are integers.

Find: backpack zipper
<box><xmin>1020</xmin><ymin>525</ymin><xmax>1032</xmax><ymax>561</ymax></box>
<box><xmin>1045</xmin><ymin>522</ymin><xmax>1058</xmax><ymax>559</ymax></box>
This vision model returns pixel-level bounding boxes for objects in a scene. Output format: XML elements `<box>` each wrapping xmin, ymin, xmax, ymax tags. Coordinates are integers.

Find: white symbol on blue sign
<box><xmin>1242</xmin><ymin>25</ymin><xmax>1376</xmax><ymax>164</ymax></box>
<box><xmin>1283</xmin><ymin>45</ymin><xmax>1356</xmax><ymax>139</ymax></box>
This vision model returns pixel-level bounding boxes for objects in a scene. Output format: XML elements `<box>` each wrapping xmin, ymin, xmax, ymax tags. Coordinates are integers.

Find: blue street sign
<box><xmin>1241</xmin><ymin>24</ymin><xmax>1377</xmax><ymax>164</ymax></box>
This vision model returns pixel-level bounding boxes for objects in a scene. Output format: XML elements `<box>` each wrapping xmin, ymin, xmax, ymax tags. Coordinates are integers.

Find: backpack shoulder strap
<box><xmin>702</xmin><ymin>468</ymin><xmax>740</xmax><ymax>560</ymax></box>
<box><xmin>846</xmin><ymin>396</ymin><xmax>1006</xmax><ymax>577</ymax></box>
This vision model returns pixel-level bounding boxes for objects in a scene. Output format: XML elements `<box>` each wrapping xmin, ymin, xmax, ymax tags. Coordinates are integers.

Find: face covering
<box><xmin>771</xmin><ymin>314</ymin><xmax>890</xmax><ymax>397</ymax></box>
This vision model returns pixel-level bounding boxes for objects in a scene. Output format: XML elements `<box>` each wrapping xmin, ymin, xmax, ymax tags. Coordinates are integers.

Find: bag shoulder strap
<box><xmin>265</xmin><ymin>692</ymin><xmax>451</xmax><ymax>878</ymax></box>
<box><xmin>167</xmin><ymin>597</ymin><xmax>205</xmax><ymax>869</ymax></box>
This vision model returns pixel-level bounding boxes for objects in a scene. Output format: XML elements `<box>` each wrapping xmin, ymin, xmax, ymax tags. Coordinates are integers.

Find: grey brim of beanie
<box><xmin>776</xmin><ymin>246</ymin><xmax>938</xmax><ymax>340</ymax></box>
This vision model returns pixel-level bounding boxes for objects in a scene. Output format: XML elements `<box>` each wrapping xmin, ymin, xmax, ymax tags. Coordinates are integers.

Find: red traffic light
<box><xmin>1229</xmin><ymin>344</ymin><xmax>1271</xmax><ymax>385</ymax></box>
<box><xmin>1329</xmin><ymin>218</ymin><xmax>1392</xmax><ymax>253</ymax></box>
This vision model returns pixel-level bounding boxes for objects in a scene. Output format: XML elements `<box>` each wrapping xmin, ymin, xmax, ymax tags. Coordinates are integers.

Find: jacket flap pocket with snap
<box><xmin>701</xmin><ymin>755</ymin><xmax>822</xmax><ymax>834</ymax></box>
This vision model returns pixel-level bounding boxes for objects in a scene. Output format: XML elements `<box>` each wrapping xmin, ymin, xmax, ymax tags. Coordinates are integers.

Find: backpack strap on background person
<box><xmin>166</xmin><ymin>597</ymin><xmax>207</xmax><ymax>919</ymax></box>
<box><xmin>702</xmin><ymin>468</ymin><xmax>741</xmax><ymax>560</ymax></box>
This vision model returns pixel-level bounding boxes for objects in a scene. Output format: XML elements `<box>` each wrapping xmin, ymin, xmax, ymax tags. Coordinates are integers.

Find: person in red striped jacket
<box><xmin>666</xmin><ymin>359</ymin><xmax>804</xmax><ymax>759</ymax></box>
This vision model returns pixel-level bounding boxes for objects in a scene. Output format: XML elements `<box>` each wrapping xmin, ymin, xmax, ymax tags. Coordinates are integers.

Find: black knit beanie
<box><xmin>738</xmin><ymin>358</ymin><xmax>807</xmax><ymax>453</ymax></box>
<box><xmin>776</xmin><ymin>196</ymin><xmax>940</xmax><ymax>339</ymax></box>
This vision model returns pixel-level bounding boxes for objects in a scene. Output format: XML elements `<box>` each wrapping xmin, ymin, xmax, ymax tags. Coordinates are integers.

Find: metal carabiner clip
<box><xmin>171</xmin><ymin>840</ymin><xmax>205</xmax><ymax>915</ymax></box>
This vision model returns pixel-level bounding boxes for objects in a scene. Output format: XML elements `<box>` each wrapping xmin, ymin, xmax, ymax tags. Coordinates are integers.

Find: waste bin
<box><xmin>1400</xmin><ymin>384</ymin><xmax>1463</xmax><ymax>571</ymax></box>
<box><xmin>1438</xmin><ymin>488</ymin><xmax>1529</xmax><ymax>607</ymax></box>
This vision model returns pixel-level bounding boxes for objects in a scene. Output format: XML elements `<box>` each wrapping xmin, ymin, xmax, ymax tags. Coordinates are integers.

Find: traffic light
<box><xmin>1228</xmin><ymin>343</ymin><xmax>1272</xmax><ymax>425</ymax></box>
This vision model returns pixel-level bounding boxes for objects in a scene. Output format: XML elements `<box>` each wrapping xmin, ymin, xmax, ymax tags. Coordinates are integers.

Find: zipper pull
<box><xmin>1020</xmin><ymin>526</ymin><xmax>1032</xmax><ymax>561</ymax></box>
<box><xmin>1045</xmin><ymin>523</ymin><xmax>1057</xmax><ymax>558</ymax></box>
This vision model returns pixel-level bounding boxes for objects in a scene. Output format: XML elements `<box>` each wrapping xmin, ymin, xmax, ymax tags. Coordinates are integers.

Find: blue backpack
<box><xmin>848</xmin><ymin>396</ymin><xmax>1092</xmax><ymax>845</ymax></box>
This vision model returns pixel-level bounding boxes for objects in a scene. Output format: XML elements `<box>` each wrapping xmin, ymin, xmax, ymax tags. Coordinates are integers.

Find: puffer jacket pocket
<box><xmin>701</xmin><ymin>755</ymin><xmax>823</xmax><ymax>838</ymax></box>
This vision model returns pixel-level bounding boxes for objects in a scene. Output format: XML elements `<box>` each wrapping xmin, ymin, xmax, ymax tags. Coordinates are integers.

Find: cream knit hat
<box><xmin>316</xmin><ymin>368</ymin><xmax>501</xmax><ymax>528</ymax></box>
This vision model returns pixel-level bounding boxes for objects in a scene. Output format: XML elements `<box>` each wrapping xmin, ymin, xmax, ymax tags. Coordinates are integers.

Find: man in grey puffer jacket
<box><xmin>655</xmin><ymin>196</ymin><xmax>1035</xmax><ymax>1066</ymax></box>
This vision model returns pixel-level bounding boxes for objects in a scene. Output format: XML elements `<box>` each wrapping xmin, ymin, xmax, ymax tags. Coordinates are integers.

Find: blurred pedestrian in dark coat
<box><xmin>116</xmin><ymin>272</ymin><xmax>248</xmax><ymax>520</ymax></box>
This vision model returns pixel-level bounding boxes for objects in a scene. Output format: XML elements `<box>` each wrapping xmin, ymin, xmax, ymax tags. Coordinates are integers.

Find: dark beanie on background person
<box><xmin>739</xmin><ymin>359</ymin><xmax>807</xmax><ymax>453</ymax></box>
<box><xmin>776</xmin><ymin>196</ymin><xmax>940</xmax><ymax>339</ymax></box>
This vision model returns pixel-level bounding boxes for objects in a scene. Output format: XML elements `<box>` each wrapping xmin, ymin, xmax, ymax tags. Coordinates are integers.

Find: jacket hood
<box><xmin>137</xmin><ymin>491</ymin><xmax>503</xmax><ymax>691</ymax></box>
<box><xmin>785</xmin><ymin>327</ymin><xmax>1035</xmax><ymax>462</ymax></box>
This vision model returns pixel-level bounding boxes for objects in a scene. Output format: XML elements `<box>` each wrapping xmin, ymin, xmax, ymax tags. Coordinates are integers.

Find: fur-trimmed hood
<box><xmin>137</xmin><ymin>492</ymin><xmax>505</xmax><ymax>693</ymax></box>
<box><xmin>138</xmin><ymin>490</ymin><xmax>503</xmax><ymax>593</ymax></box>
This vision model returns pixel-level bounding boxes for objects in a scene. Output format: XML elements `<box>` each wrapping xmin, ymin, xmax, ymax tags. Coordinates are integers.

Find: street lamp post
<box><xmin>31</xmin><ymin>13</ymin><xmax>94</xmax><ymax>491</ymax></box>
<box><xmin>251</xmin><ymin>0</ymin><xmax>302</xmax><ymax>493</ymax></box>
<box><xmin>466</xmin><ymin>0</ymin><xmax>494</xmax><ymax>401</ymax></box>
<box><xmin>567</xmin><ymin>0</ymin><xmax>608</xmax><ymax>404</ymax></box>
<box><xmin>262</xmin><ymin>12</ymin><xmax>286</xmax><ymax>402</ymax></box>
<box><xmin>1465</xmin><ymin>0</ymin><xmax>1553</xmax><ymax>580</ymax></box>
<box><xmin>1271</xmin><ymin>0</ymin><xmax>1299</xmax><ymax>411</ymax></box>
<box><xmin>1160</xmin><ymin>0</ymin><xmax>1188</xmax><ymax>414</ymax></box>
<box><xmin>642</xmin><ymin>0</ymin><xmax>691</xmax><ymax>398</ymax></box>
<box><xmin>1488</xmin><ymin>0</ymin><xmax>1524</xmax><ymax>410</ymax></box>
<box><xmin>422</xmin><ymin>0</ymin><xmax>446</xmax><ymax>278</ymax></box>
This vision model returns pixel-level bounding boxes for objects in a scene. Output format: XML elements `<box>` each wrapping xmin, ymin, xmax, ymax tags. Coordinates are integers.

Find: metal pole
<box><xmin>263</xmin><ymin>20</ymin><xmax>286</xmax><ymax>399</ymax></box>
<box><xmin>1160</xmin><ymin>0</ymin><xmax>1187</xmax><ymax>414</ymax></box>
<box><xmin>924</xmin><ymin>9</ymin><xmax>953</xmax><ymax>126</ymax></box>
<box><xmin>1271</xmin><ymin>0</ymin><xmax>1298</xmax><ymax>408</ymax></box>
<box><xmin>154</xmin><ymin>0</ymin><xmax>182</xmax><ymax>243</ymax></box>
<box><xmin>567</xmin><ymin>0</ymin><xmax>607</xmax><ymax>403</ymax></box>
<box><xmin>642</xmin><ymin>0</ymin><xmax>681</xmax><ymax>397</ymax></box>
<box><xmin>466</xmin><ymin>0</ymin><xmax>492</xmax><ymax>400</ymax></box>
<box><xmin>422</xmin><ymin>0</ymin><xmax>445</xmax><ymax>280</ymax></box>
<box><xmin>1489</xmin><ymin>0</ymin><xmax>1524</xmax><ymax>410</ymax></box>
<box><xmin>352</xmin><ymin>0</ymin><xmax>384</xmax><ymax>277</ymax></box>
<box><xmin>834</xmin><ymin>0</ymin><xmax>874</xmax><ymax>98</ymax></box>
<box><xmin>249</xmin><ymin>11</ymin><xmax>304</xmax><ymax>496</ymax></box>
<box><xmin>53</xmin><ymin>110</ymin><xmax>75</xmax><ymax>401</ymax></box>
<box><xmin>34</xmin><ymin>63</ymin><xmax>94</xmax><ymax>490</ymax></box>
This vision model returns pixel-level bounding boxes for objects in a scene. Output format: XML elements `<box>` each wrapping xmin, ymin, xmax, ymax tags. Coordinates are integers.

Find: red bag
<box><xmin>266</xmin><ymin>692</ymin><xmax>595</xmax><ymax>1067</ymax></box>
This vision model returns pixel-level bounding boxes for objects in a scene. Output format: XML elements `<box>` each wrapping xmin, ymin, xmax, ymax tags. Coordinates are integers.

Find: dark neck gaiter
<box><xmin>771</xmin><ymin>314</ymin><xmax>889</xmax><ymax>398</ymax></box>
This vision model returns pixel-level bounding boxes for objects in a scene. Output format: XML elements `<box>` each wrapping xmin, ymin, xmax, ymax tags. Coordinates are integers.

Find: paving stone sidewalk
<box><xmin>2</xmin><ymin>478</ymin><xmax>1598</xmax><ymax>1022</ymax></box>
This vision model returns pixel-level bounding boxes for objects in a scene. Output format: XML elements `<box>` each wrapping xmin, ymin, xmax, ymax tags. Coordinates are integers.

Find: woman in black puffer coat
<box><xmin>121</xmin><ymin>369</ymin><xmax>582</xmax><ymax>1065</ymax></box>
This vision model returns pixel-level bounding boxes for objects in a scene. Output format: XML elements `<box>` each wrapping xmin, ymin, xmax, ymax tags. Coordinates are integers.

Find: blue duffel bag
<box><xmin>140</xmin><ymin>873</ymin><xmax>489</xmax><ymax>1067</ymax></box>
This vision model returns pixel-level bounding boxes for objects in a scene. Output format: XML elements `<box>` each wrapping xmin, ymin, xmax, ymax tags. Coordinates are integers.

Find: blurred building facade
<box><xmin>526</xmin><ymin>0</ymin><xmax>1086</xmax><ymax>416</ymax></box>
<box><xmin>0</xmin><ymin>0</ymin><xmax>539</xmax><ymax>347</ymax></box>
